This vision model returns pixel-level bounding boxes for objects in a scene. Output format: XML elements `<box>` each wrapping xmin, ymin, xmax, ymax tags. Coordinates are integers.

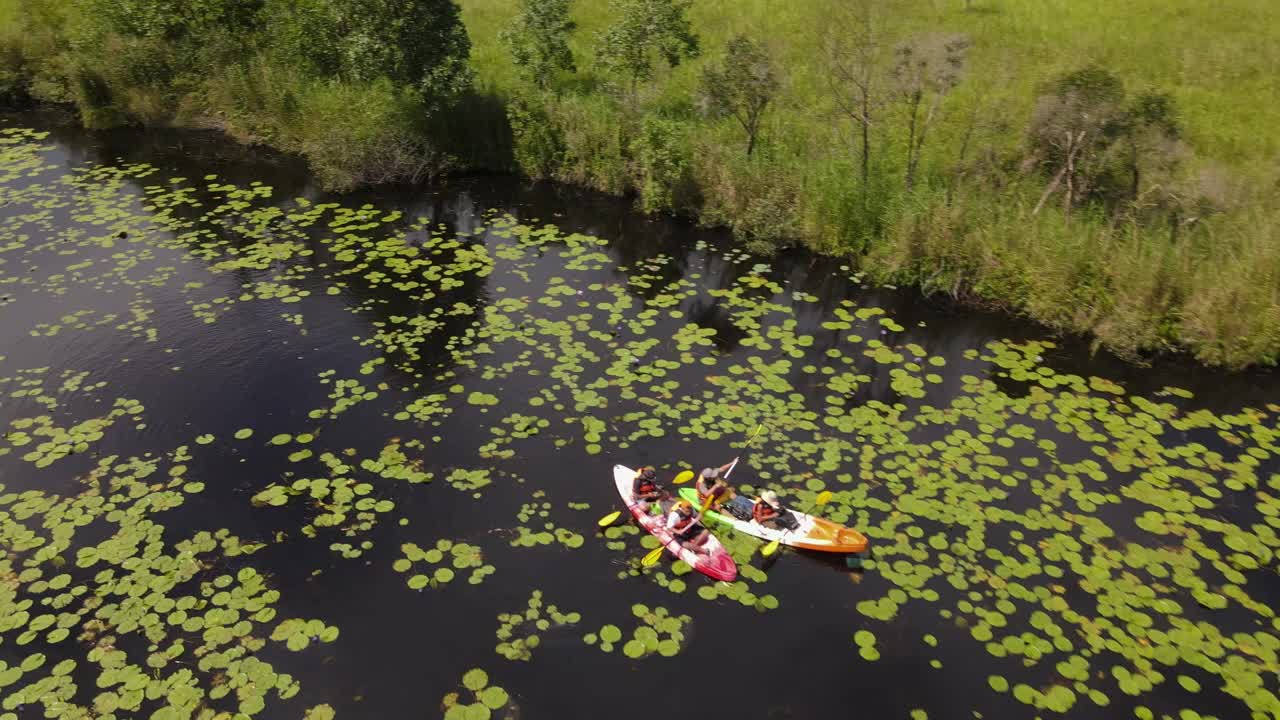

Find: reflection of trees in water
<box><xmin>71</xmin><ymin>127</ymin><xmax>491</xmax><ymax>386</ymax></box>
<box><xmin>289</xmin><ymin>188</ymin><xmax>490</xmax><ymax>384</ymax></box>
<box><xmin>684</xmin><ymin>296</ymin><xmax>747</xmax><ymax>352</ymax></box>
<box><xmin>454</xmin><ymin>178</ymin><xmax>704</xmax><ymax>304</ymax></box>
<box><xmin>36</xmin><ymin>113</ymin><xmax>1280</xmax><ymax>412</ymax></box>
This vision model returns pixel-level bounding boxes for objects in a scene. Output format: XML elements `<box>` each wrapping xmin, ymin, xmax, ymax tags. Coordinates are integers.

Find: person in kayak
<box><xmin>695</xmin><ymin>461</ymin><xmax>735</xmax><ymax>508</ymax></box>
<box><xmin>667</xmin><ymin>499</ymin><xmax>710</xmax><ymax>550</ymax></box>
<box><xmin>632</xmin><ymin>466</ymin><xmax>664</xmax><ymax>509</ymax></box>
<box><xmin>752</xmin><ymin>491</ymin><xmax>798</xmax><ymax>530</ymax></box>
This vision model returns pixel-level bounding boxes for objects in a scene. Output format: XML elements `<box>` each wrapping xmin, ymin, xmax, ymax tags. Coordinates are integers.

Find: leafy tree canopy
<box><xmin>595</xmin><ymin>0</ymin><xmax>699</xmax><ymax>93</ymax></box>
<box><xmin>501</xmin><ymin>0</ymin><xmax>577</xmax><ymax>89</ymax></box>
<box><xmin>267</xmin><ymin>0</ymin><xmax>473</xmax><ymax>101</ymax></box>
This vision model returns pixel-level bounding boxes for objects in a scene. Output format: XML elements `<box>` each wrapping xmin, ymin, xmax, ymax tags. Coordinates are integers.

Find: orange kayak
<box><xmin>677</xmin><ymin>488</ymin><xmax>867</xmax><ymax>553</ymax></box>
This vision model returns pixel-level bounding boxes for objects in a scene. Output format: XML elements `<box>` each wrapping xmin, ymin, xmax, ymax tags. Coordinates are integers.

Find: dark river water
<box><xmin>1</xmin><ymin>109</ymin><xmax>1276</xmax><ymax>720</ymax></box>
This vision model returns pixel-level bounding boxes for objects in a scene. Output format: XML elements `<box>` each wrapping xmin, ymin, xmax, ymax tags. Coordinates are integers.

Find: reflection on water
<box><xmin>1</xmin><ymin>110</ymin><xmax>1277</xmax><ymax>720</ymax></box>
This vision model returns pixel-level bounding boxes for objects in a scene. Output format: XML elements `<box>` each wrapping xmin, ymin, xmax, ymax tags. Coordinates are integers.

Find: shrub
<box><xmin>630</xmin><ymin>115</ymin><xmax>690</xmax><ymax>213</ymax></box>
<box><xmin>508</xmin><ymin>95</ymin><xmax>566</xmax><ymax>179</ymax></box>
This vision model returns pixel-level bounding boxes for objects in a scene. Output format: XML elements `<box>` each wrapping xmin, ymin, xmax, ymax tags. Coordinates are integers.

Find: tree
<box><xmin>595</xmin><ymin>0</ymin><xmax>699</xmax><ymax>99</ymax></box>
<box><xmin>267</xmin><ymin>0</ymin><xmax>472</xmax><ymax>102</ymax></box>
<box><xmin>1028</xmin><ymin>66</ymin><xmax>1128</xmax><ymax>218</ymax></box>
<box><xmin>823</xmin><ymin>0</ymin><xmax>886</xmax><ymax>208</ymax></box>
<box><xmin>698</xmin><ymin>35</ymin><xmax>778</xmax><ymax>156</ymax></box>
<box><xmin>500</xmin><ymin>0</ymin><xmax>576</xmax><ymax>90</ymax></box>
<box><xmin>1029</xmin><ymin>68</ymin><xmax>1194</xmax><ymax>229</ymax></box>
<box><xmin>892</xmin><ymin>33</ymin><xmax>969</xmax><ymax>192</ymax></box>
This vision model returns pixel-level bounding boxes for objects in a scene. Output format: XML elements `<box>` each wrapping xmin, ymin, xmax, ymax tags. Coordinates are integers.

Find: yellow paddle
<box><xmin>641</xmin><ymin>545</ymin><xmax>665</xmax><ymax>566</ymax></box>
<box><xmin>671</xmin><ymin>470</ymin><xmax>696</xmax><ymax>485</ymax></box>
<box><xmin>643</xmin><ymin>491</ymin><xmax>715</xmax><ymax>568</ymax></box>
<box><xmin>761</xmin><ymin>490</ymin><xmax>832</xmax><ymax>558</ymax></box>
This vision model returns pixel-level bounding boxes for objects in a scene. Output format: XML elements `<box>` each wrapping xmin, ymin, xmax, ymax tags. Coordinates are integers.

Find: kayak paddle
<box><xmin>646</xmin><ymin>492</ymin><xmax>715</xmax><ymax>568</ymax></box>
<box><xmin>671</xmin><ymin>470</ymin><xmax>696</xmax><ymax>485</ymax></box>
<box><xmin>723</xmin><ymin>456</ymin><xmax>740</xmax><ymax>479</ymax></box>
<box><xmin>641</xmin><ymin>545</ymin><xmax>665</xmax><ymax>566</ymax></box>
<box><xmin>761</xmin><ymin>490</ymin><xmax>833</xmax><ymax>558</ymax></box>
<box><xmin>597</xmin><ymin>510</ymin><xmax>622</xmax><ymax>527</ymax></box>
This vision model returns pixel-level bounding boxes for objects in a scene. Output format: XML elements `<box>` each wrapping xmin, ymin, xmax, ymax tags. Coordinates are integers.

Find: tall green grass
<box><xmin>458</xmin><ymin>0</ymin><xmax>1280</xmax><ymax>368</ymax></box>
<box><xmin>2</xmin><ymin>0</ymin><xmax>1277</xmax><ymax>366</ymax></box>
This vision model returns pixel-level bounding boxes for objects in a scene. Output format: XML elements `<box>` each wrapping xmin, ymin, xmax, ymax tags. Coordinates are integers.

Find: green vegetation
<box><xmin>0</xmin><ymin>0</ymin><xmax>476</xmax><ymax>190</ymax></box>
<box><xmin>2</xmin><ymin>0</ymin><xmax>1279</xmax><ymax>367</ymax></box>
<box><xmin>2</xmin><ymin>128</ymin><xmax>1280</xmax><ymax>718</ymax></box>
<box><xmin>500</xmin><ymin>0</ymin><xmax>576</xmax><ymax>90</ymax></box>
<box><xmin>466</xmin><ymin>0</ymin><xmax>1280</xmax><ymax>368</ymax></box>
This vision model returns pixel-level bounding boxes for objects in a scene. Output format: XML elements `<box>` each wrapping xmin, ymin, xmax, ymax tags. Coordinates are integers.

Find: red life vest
<box><xmin>753</xmin><ymin>500</ymin><xmax>779</xmax><ymax>523</ymax></box>
<box><xmin>671</xmin><ymin>508</ymin><xmax>697</xmax><ymax>531</ymax></box>
<box><xmin>634</xmin><ymin>473</ymin><xmax>658</xmax><ymax>496</ymax></box>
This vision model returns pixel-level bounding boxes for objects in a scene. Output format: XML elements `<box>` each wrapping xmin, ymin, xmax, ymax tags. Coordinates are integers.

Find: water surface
<box><xmin>1</xmin><ymin>112</ymin><xmax>1277</xmax><ymax>720</ymax></box>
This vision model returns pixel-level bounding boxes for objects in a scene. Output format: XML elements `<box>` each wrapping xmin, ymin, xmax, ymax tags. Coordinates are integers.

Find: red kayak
<box><xmin>614</xmin><ymin>464</ymin><xmax>737</xmax><ymax>582</ymax></box>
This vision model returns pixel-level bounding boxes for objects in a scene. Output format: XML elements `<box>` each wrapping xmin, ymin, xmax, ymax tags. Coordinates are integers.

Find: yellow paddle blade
<box><xmin>597</xmin><ymin>510</ymin><xmax>622</xmax><ymax>528</ymax></box>
<box><xmin>641</xmin><ymin>546</ymin><xmax>665</xmax><ymax>566</ymax></box>
<box><xmin>761</xmin><ymin>539</ymin><xmax>781</xmax><ymax>557</ymax></box>
<box><xmin>815</xmin><ymin>490</ymin><xmax>833</xmax><ymax>506</ymax></box>
<box><xmin>672</xmin><ymin>470</ymin><xmax>695</xmax><ymax>485</ymax></box>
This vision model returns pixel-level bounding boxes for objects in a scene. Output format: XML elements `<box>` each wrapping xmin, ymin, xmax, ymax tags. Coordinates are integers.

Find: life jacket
<box><xmin>670</xmin><ymin>508</ymin><xmax>698</xmax><ymax>531</ymax></box>
<box><xmin>753</xmin><ymin>500</ymin><xmax>780</xmax><ymax>523</ymax></box>
<box><xmin>634</xmin><ymin>475</ymin><xmax>658</xmax><ymax>496</ymax></box>
<box><xmin>696</xmin><ymin>479</ymin><xmax>724</xmax><ymax>502</ymax></box>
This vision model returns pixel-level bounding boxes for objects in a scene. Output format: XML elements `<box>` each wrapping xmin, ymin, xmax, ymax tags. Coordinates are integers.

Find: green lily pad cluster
<box><xmin>0</xmin><ymin>436</ymin><xmax>334</xmax><ymax>719</ymax></box>
<box><xmin>359</xmin><ymin>439</ymin><xmax>431</xmax><ymax>484</ymax></box>
<box><xmin>4</xmin><ymin>397</ymin><xmax>141</xmax><ymax>468</ymax></box>
<box><xmin>395</xmin><ymin>540</ymin><xmax>494</xmax><ymax>589</ymax></box>
<box><xmin>582</xmin><ymin>604</ymin><xmax>690</xmax><ymax>659</ymax></box>
<box><xmin>494</xmin><ymin>590</ymin><xmax>582</xmax><ymax>661</ymax></box>
<box><xmin>271</xmin><ymin>618</ymin><xmax>340</xmax><ymax>651</ymax></box>
<box><xmin>510</xmin><ymin>500</ymin><xmax>585</xmax><ymax>549</ymax></box>
<box><xmin>252</xmin><ymin>450</ymin><xmax>397</xmax><ymax>557</ymax></box>
<box><xmin>601</xmin><ymin>522</ymin><xmax>642</xmax><ymax>551</ymax></box>
<box><xmin>441</xmin><ymin>668</ymin><xmax>513</xmax><ymax>720</ymax></box>
<box><xmin>854</xmin><ymin>629</ymin><xmax>880</xmax><ymax>661</ymax></box>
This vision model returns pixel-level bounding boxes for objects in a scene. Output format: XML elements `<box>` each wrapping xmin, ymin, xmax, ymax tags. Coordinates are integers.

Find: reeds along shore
<box><xmin>3</xmin><ymin>0</ymin><xmax>1278</xmax><ymax>367</ymax></box>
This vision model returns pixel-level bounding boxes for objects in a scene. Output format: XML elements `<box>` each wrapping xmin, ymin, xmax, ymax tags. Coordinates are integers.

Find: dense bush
<box><xmin>0</xmin><ymin>0</ymin><xmax>475</xmax><ymax>184</ymax></box>
<box><xmin>264</xmin><ymin>0</ymin><xmax>471</xmax><ymax>103</ymax></box>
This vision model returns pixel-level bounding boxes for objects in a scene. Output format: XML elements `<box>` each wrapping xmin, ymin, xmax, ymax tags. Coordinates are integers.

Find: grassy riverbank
<box><xmin>460</xmin><ymin>0</ymin><xmax>1280</xmax><ymax>369</ymax></box>
<box><xmin>1</xmin><ymin>0</ymin><xmax>1278</xmax><ymax>368</ymax></box>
